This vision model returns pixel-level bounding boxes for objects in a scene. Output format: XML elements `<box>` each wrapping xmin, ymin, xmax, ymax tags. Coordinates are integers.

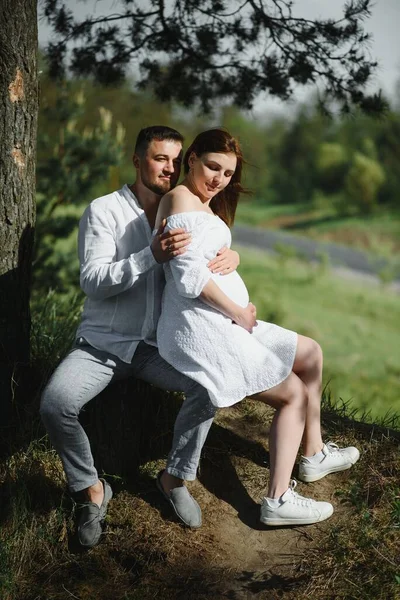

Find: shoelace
<box><xmin>76</xmin><ymin>502</ymin><xmax>102</xmax><ymax>528</ymax></box>
<box><xmin>286</xmin><ymin>480</ymin><xmax>315</xmax><ymax>506</ymax></box>
<box><xmin>76</xmin><ymin>502</ymin><xmax>100</xmax><ymax>510</ymax></box>
<box><xmin>80</xmin><ymin>514</ymin><xmax>102</xmax><ymax>528</ymax></box>
<box><xmin>325</xmin><ymin>442</ymin><xmax>344</xmax><ymax>458</ymax></box>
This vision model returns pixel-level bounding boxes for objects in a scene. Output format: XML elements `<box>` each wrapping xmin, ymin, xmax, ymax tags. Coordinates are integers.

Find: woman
<box><xmin>155</xmin><ymin>129</ymin><xmax>359</xmax><ymax>526</ymax></box>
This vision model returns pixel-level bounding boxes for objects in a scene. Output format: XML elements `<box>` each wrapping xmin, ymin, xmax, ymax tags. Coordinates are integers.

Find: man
<box><xmin>40</xmin><ymin>125</ymin><xmax>242</xmax><ymax>547</ymax></box>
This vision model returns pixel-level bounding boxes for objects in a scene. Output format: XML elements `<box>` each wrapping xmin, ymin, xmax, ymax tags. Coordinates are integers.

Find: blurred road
<box><xmin>233</xmin><ymin>224</ymin><xmax>400</xmax><ymax>289</ymax></box>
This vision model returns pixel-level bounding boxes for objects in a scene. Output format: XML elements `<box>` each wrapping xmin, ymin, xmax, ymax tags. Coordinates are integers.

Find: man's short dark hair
<box><xmin>134</xmin><ymin>126</ymin><xmax>184</xmax><ymax>157</ymax></box>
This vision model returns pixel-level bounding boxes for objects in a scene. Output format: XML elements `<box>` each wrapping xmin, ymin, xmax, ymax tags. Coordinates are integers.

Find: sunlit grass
<box><xmin>235</xmin><ymin>245</ymin><xmax>400</xmax><ymax>420</ymax></box>
<box><xmin>235</xmin><ymin>199</ymin><xmax>400</xmax><ymax>257</ymax></box>
<box><xmin>2</xmin><ymin>246</ymin><xmax>398</xmax><ymax>600</ymax></box>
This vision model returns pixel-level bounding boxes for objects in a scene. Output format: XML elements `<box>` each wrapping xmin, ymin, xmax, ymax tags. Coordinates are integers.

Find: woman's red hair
<box><xmin>183</xmin><ymin>128</ymin><xmax>248</xmax><ymax>227</ymax></box>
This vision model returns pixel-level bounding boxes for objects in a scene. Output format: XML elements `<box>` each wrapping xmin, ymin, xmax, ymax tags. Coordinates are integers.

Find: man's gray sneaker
<box><xmin>298</xmin><ymin>442</ymin><xmax>360</xmax><ymax>483</ymax></box>
<box><xmin>156</xmin><ymin>470</ymin><xmax>202</xmax><ymax>528</ymax></box>
<box><xmin>77</xmin><ymin>478</ymin><xmax>113</xmax><ymax>547</ymax></box>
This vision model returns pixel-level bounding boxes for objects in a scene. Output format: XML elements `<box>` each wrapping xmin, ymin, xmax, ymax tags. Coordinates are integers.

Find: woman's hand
<box><xmin>208</xmin><ymin>247</ymin><xmax>240</xmax><ymax>275</ymax></box>
<box><xmin>233</xmin><ymin>302</ymin><xmax>257</xmax><ymax>332</ymax></box>
<box><xmin>151</xmin><ymin>220</ymin><xmax>191</xmax><ymax>263</ymax></box>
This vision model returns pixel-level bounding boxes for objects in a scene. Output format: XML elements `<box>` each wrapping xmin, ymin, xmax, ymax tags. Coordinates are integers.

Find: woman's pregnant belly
<box><xmin>211</xmin><ymin>271</ymin><xmax>249</xmax><ymax>308</ymax></box>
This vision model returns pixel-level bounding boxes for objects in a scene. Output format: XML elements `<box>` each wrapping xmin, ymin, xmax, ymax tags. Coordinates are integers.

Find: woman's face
<box><xmin>189</xmin><ymin>151</ymin><xmax>237</xmax><ymax>200</ymax></box>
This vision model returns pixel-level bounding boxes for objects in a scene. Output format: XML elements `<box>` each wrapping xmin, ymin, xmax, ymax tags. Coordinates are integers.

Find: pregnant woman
<box><xmin>156</xmin><ymin>128</ymin><xmax>359</xmax><ymax>526</ymax></box>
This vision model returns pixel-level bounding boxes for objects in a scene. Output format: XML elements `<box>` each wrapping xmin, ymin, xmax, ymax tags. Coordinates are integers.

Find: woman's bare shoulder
<box><xmin>157</xmin><ymin>185</ymin><xmax>200</xmax><ymax>218</ymax></box>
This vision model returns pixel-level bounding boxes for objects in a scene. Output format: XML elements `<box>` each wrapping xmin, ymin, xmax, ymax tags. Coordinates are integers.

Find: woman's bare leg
<box><xmin>292</xmin><ymin>335</ymin><xmax>324</xmax><ymax>457</ymax></box>
<box><xmin>251</xmin><ymin>372</ymin><xmax>308</xmax><ymax>498</ymax></box>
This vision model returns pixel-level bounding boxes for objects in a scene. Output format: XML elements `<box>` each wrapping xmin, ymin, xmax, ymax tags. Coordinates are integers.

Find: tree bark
<box><xmin>83</xmin><ymin>379</ymin><xmax>183</xmax><ymax>478</ymax></box>
<box><xmin>0</xmin><ymin>0</ymin><xmax>38</xmax><ymax>416</ymax></box>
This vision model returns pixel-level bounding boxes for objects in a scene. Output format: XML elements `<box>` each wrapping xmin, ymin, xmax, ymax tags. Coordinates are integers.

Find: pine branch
<box><xmin>41</xmin><ymin>0</ymin><xmax>385</xmax><ymax>114</ymax></box>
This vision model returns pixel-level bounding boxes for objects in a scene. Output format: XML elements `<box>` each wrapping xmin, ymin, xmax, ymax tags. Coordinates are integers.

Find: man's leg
<box><xmin>40</xmin><ymin>343</ymin><xmax>130</xmax><ymax>497</ymax></box>
<box><xmin>131</xmin><ymin>342</ymin><xmax>216</xmax><ymax>526</ymax></box>
<box><xmin>40</xmin><ymin>342</ymin><xmax>134</xmax><ymax>546</ymax></box>
<box><xmin>131</xmin><ymin>342</ymin><xmax>217</xmax><ymax>482</ymax></box>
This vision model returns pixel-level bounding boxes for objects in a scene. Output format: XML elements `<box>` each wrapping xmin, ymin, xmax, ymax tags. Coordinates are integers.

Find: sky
<box><xmin>292</xmin><ymin>0</ymin><xmax>399</xmax><ymax>94</ymax></box>
<box><xmin>38</xmin><ymin>0</ymin><xmax>400</xmax><ymax>113</ymax></box>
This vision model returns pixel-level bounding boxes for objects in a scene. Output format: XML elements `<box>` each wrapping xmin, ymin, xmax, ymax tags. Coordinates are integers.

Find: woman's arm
<box><xmin>157</xmin><ymin>188</ymin><xmax>240</xmax><ymax>274</ymax></box>
<box><xmin>160</xmin><ymin>209</ymin><xmax>256</xmax><ymax>332</ymax></box>
<box><xmin>155</xmin><ymin>188</ymin><xmax>199</xmax><ymax>228</ymax></box>
<box><xmin>200</xmin><ymin>279</ymin><xmax>257</xmax><ymax>332</ymax></box>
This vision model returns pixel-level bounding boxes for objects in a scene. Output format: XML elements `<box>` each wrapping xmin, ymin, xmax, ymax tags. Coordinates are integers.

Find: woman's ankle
<box><xmin>267</xmin><ymin>483</ymin><xmax>289</xmax><ymax>499</ymax></box>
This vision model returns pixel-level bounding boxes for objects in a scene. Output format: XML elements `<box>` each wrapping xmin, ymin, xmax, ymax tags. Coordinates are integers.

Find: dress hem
<box><xmin>208</xmin><ymin>341</ymin><xmax>297</xmax><ymax>408</ymax></box>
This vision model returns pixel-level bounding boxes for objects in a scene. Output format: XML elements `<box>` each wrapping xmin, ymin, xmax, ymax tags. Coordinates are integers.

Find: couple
<box><xmin>40</xmin><ymin>125</ymin><xmax>359</xmax><ymax>548</ymax></box>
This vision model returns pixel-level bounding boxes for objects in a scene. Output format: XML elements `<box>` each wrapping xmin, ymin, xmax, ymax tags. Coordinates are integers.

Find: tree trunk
<box><xmin>83</xmin><ymin>379</ymin><xmax>183</xmax><ymax>478</ymax></box>
<box><xmin>0</xmin><ymin>0</ymin><xmax>38</xmax><ymax>417</ymax></box>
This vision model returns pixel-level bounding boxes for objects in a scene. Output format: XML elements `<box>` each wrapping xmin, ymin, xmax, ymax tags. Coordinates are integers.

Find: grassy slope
<box><xmin>235</xmin><ymin>200</ymin><xmax>400</xmax><ymax>258</ymax></box>
<box><xmin>236</xmin><ymin>246</ymin><xmax>400</xmax><ymax>421</ymax></box>
<box><xmin>1</xmin><ymin>402</ymin><xmax>398</xmax><ymax>600</ymax></box>
<box><xmin>1</xmin><ymin>246</ymin><xmax>400</xmax><ymax>600</ymax></box>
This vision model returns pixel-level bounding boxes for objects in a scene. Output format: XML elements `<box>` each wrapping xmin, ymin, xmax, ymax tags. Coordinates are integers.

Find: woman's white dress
<box><xmin>156</xmin><ymin>212</ymin><xmax>297</xmax><ymax>408</ymax></box>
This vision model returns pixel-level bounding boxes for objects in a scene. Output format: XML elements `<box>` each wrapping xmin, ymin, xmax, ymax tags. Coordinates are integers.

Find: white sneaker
<box><xmin>298</xmin><ymin>442</ymin><xmax>360</xmax><ymax>483</ymax></box>
<box><xmin>260</xmin><ymin>480</ymin><xmax>333</xmax><ymax>526</ymax></box>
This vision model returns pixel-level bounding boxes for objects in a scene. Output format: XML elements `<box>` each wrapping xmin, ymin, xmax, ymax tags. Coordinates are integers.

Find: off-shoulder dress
<box><xmin>156</xmin><ymin>212</ymin><xmax>297</xmax><ymax>408</ymax></box>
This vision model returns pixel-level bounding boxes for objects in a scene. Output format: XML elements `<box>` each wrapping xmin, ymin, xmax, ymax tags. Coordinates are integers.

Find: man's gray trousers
<box><xmin>40</xmin><ymin>340</ymin><xmax>216</xmax><ymax>493</ymax></box>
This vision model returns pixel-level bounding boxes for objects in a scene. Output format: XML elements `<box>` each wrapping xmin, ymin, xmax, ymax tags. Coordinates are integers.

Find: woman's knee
<box><xmin>312</xmin><ymin>339</ymin><xmax>323</xmax><ymax>368</ymax></box>
<box><xmin>297</xmin><ymin>337</ymin><xmax>323</xmax><ymax>373</ymax></box>
<box><xmin>279</xmin><ymin>378</ymin><xmax>309</xmax><ymax>410</ymax></box>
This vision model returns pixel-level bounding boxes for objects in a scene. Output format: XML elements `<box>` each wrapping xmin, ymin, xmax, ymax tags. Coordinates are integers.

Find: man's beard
<box><xmin>144</xmin><ymin>176</ymin><xmax>172</xmax><ymax>196</ymax></box>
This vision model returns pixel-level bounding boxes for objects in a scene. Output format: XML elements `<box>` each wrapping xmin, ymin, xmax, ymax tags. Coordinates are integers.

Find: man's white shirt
<box><xmin>76</xmin><ymin>184</ymin><xmax>164</xmax><ymax>363</ymax></box>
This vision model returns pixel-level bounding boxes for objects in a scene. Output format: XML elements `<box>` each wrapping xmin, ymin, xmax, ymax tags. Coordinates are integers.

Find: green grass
<box><xmin>236</xmin><ymin>245</ymin><xmax>400</xmax><ymax>420</ymax></box>
<box><xmin>299</xmin><ymin>418</ymin><xmax>400</xmax><ymax>600</ymax></box>
<box><xmin>1</xmin><ymin>256</ymin><xmax>399</xmax><ymax>599</ymax></box>
<box><xmin>235</xmin><ymin>200</ymin><xmax>400</xmax><ymax>258</ymax></box>
<box><xmin>235</xmin><ymin>199</ymin><xmax>313</xmax><ymax>228</ymax></box>
<box><xmin>1</xmin><ymin>399</ymin><xmax>398</xmax><ymax>600</ymax></box>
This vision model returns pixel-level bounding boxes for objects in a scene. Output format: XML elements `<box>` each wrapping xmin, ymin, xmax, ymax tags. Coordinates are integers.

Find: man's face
<box><xmin>137</xmin><ymin>139</ymin><xmax>183</xmax><ymax>195</ymax></box>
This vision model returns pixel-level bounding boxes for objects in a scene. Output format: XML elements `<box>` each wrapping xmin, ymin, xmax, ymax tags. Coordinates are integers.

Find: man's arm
<box><xmin>79</xmin><ymin>205</ymin><xmax>190</xmax><ymax>300</ymax></box>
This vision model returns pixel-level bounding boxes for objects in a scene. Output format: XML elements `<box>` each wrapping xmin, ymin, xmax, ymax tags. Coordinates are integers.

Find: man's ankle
<box><xmin>85</xmin><ymin>480</ymin><xmax>104</xmax><ymax>507</ymax></box>
<box><xmin>160</xmin><ymin>471</ymin><xmax>184</xmax><ymax>495</ymax></box>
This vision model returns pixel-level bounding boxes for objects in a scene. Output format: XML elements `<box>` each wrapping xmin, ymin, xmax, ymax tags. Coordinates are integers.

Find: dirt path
<box><xmin>160</xmin><ymin>403</ymin><xmax>354</xmax><ymax>599</ymax></box>
<box><xmin>33</xmin><ymin>401</ymin><xmax>354</xmax><ymax>600</ymax></box>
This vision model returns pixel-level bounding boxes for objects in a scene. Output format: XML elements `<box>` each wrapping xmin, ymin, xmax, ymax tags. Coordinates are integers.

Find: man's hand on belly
<box><xmin>208</xmin><ymin>247</ymin><xmax>240</xmax><ymax>275</ymax></box>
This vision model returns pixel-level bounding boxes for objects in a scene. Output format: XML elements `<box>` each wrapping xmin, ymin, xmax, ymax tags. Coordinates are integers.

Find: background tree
<box><xmin>0</xmin><ymin>0</ymin><xmax>389</xmax><ymax>416</ymax></box>
<box><xmin>315</xmin><ymin>142</ymin><xmax>349</xmax><ymax>196</ymax></box>
<box><xmin>0</xmin><ymin>0</ymin><xmax>38</xmax><ymax>416</ymax></box>
<box><xmin>345</xmin><ymin>151</ymin><xmax>385</xmax><ymax>214</ymax></box>
<box><xmin>271</xmin><ymin>108</ymin><xmax>326</xmax><ymax>204</ymax></box>
<box><xmin>43</xmin><ymin>0</ymin><xmax>386</xmax><ymax>114</ymax></box>
<box><xmin>34</xmin><ymin>83</ymin><xmax>125</xmax><ymax>294</ymax></box>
